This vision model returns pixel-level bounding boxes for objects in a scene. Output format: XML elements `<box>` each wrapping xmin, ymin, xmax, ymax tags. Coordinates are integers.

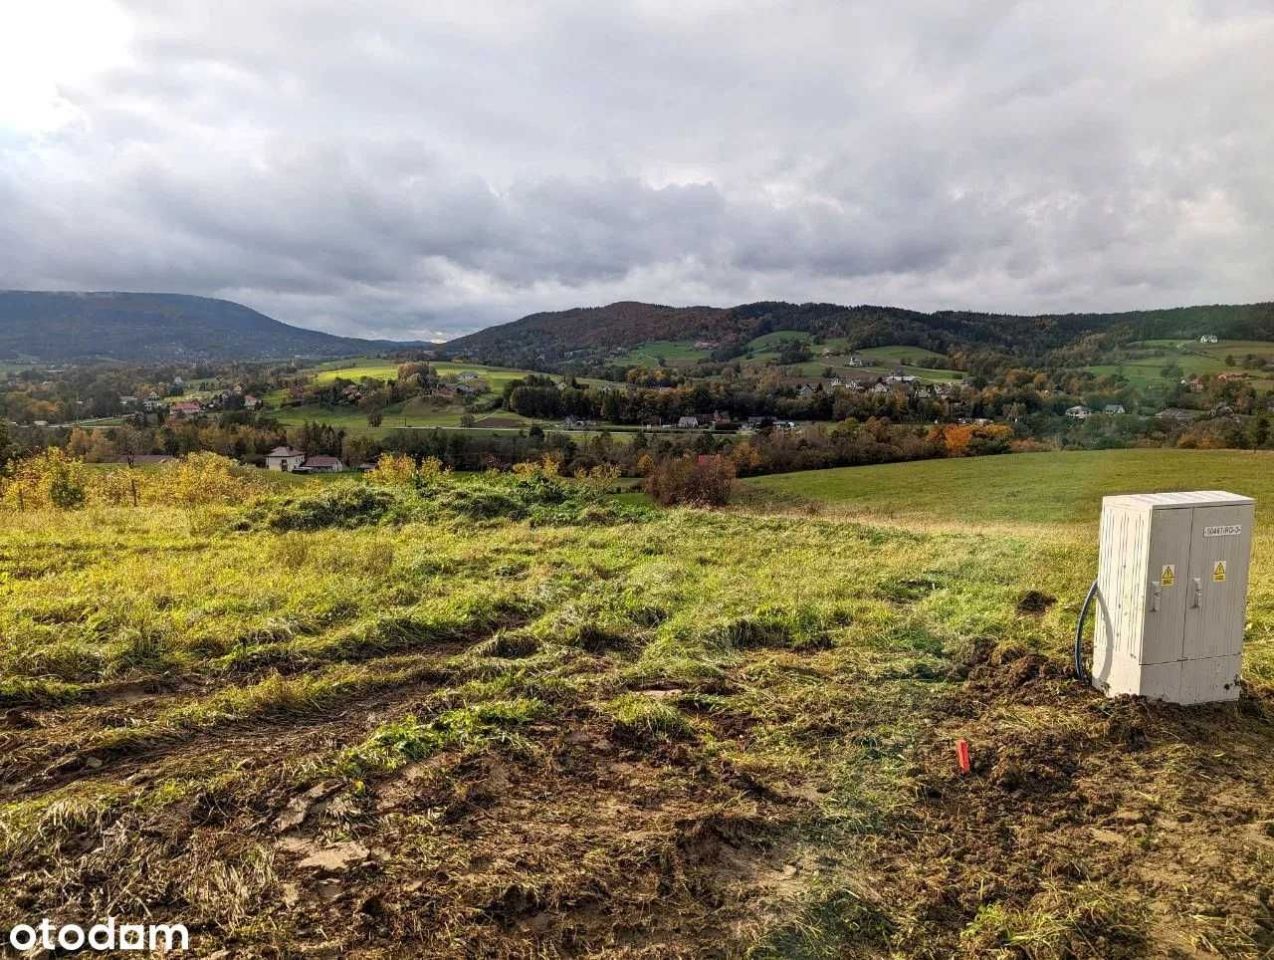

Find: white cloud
<box><xmin>1</xmin><ymin>0</ymin><xmax>1271</xmax><ymax>339</ymax></box>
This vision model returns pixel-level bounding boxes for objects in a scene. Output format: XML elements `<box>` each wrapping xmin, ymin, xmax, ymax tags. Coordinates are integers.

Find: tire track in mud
<box><xmin>0</xmin><ymin>640</ymin><xmax>484</xmax><ymax>802</ymax></box>
<box><xmin>1</xmin><ymin>606</ymin><xmax>547</xmax><ymax>795</ymax></box>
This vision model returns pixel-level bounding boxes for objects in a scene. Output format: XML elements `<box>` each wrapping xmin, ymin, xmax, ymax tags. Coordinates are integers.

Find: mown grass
<box><xmin>742</xmin><ymin>448</ymin><xmax>1274</xmax><ymax>525</ymax></box>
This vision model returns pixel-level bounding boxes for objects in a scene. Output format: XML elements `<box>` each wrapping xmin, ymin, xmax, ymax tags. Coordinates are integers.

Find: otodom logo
<box><xmin>7</xmin><ymin>918</ymin><xmax>188</xmax><ymax>953</ymax></box>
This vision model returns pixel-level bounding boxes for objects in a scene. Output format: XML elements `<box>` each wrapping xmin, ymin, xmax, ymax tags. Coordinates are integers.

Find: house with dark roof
<box><xmin>297</xmin><ymin>455</ymin><xmax>346</xmax><ymax>473</ymax></box>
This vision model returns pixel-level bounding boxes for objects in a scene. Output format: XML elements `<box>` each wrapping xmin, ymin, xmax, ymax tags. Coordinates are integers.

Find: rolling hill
<box><xmin>0</xmin><ymin>291</ymin><xmax>417</xmax><ymax>362</ymax></box>
<box><xmin>443</xmin><ymin>299</ymin><xmax>1274</xmax><ymax>369</ymax></box>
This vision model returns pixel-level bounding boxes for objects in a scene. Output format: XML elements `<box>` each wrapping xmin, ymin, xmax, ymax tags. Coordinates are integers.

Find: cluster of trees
<box><xmin>0</xmin><ymin>449</ymin><xmax>262</xmax><ymax>511</ymax></box>
<box><xmin>42</xmin><ymin>416</ymin><xmax>380</xmax><ymax>473</ymax></box>
<box><xmin>497</xmin><ymin>369</ymin><xmax>1133</xmax><ymax>427</ymax></box>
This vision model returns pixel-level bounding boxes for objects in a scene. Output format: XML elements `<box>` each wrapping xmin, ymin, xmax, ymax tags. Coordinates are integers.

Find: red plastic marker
<box><xmin>955</xmin><ymin>739</ymin><xmax>971</xmax><ymax>775</ymax></box>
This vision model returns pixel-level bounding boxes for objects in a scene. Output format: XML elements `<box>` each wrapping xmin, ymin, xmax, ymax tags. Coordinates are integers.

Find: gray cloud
<box><xmin>1</xmin><ymin>0</ymin><xmax>1271</xmax><ymax>340</ymax></box>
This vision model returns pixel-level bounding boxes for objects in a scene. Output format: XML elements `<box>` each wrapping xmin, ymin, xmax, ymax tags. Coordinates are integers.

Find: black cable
<box><xmin>1074</xmin><ymin>578</ymin><xmax>1099</xmax><ymax>683</ymax></box>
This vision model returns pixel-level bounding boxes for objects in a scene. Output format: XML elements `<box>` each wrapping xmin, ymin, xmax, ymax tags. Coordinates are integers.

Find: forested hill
<box><xmin>0</xmin><ymin>291</ymin><xmax>414</xmax><ymax>361</ymax></box>
<box><xmin>442</xmin><ymin>299</ymin><xmax>1274</xmax><ymax>369</ymax></box>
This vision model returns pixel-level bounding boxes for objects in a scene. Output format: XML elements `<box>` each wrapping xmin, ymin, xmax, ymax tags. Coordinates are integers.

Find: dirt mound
<box><xmin>962</xmin><ymin>641</ymin><xmax>1068</xmax><ymax>697</ymax></box>
<box><xmin>1016</xmin><ymin>589</ymin><xmax>1057</xmax><ymax>616</ymax></box>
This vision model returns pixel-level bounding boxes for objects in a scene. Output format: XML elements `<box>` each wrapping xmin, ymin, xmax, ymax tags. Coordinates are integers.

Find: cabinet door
<box><xmin>1140</xmin><ymin>507</ymin><xmax>1192</xmax><ymax>664</ymax></box>
<box><xmin>1184</xmin><ymin>504</ymin><xmax>1253</xmax><ymax>660</ymax></box>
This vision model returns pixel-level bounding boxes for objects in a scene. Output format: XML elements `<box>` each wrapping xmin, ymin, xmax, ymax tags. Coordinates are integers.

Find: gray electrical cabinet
<box><xmin>1093</xmin><ymin>491</ymin><xmax>1254</xmax><ymax>705</ymax></box>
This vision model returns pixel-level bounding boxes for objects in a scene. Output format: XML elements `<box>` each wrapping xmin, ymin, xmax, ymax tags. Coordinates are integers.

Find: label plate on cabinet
<box><xmin>1203</xmin><ymin>525</ymin><xmax>1242</xmax><ymax>538</ymax></box>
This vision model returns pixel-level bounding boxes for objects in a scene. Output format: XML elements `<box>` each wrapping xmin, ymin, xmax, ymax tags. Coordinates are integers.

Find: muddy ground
<box><xmin>2</xmin><ymin>639</ymin><xmax>1271</xmax><ymax>959</ymax></box>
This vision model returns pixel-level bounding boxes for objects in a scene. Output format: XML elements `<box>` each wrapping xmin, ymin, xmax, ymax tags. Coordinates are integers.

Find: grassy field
<box><xmin>275</xmin><ymin>358</ymin><xmax>548</xmax><ymax>436</ymax></box>
<box><xmin>735</xmin><ymin>336</ymin><xmax>960</xmax><ymax>382</ymax></box>
<box><xmin>745</xmin><ymin>330</ymin><xmax>813</xmax><ymax>351</ymax></box>
<box><xmin>1086</xmin><ymin>355</ymin><xmax>1227</xmax><ymax>388</ymax></box>
<box><xmin>1088</xmin><ymin>339</ymin><xmax>1274</xmax><ymax>390</ymax></box>
<box><xmin>854</xmin><ymin>344</ymin><xmax>948</xmax><ymax>365</ymax></box>
<box><xmin>311</xmin><ymin>358</ymin><xmax>539</xmax><ymax>389</ymax></box>
<box><xmin>1</xmin><ymin>455</ymin><xmax>1271</xmax><ymax>956</ymax></box>
<box><xmin>611</xmin><ymin>340</ymin><xmax>711</xmax><ymax>367</ymax></box>
<box><xmin>763</xmin><ymin>359</ymin><xmax>959</xmax><ymax>382</ymax></box>
<box><xmin>1136</xmin><ymin>338</ymin><xmax>1274</xmax><ymax>362</ymax></box>
<box><xmin>742</xmin><ymin>448</ymin><xmax>1274</xmax><ymax>525</ymax></box>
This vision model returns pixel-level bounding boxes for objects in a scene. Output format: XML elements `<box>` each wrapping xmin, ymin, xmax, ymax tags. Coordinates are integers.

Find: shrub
<box><xmin>1</xmin><ymin>448</ymin><xmax>88</xmax><ymax>510</ymax></box>
<box><xmin>366</xmin><ymin>453</ymin><xmax>448</xmax><ymax>488</ymax></box>
<box><xmin>1</xmin><ymin>450</ymin><xmax>261</xmax><ymax>511</ymax></box>
<box><xmin>235</xmin><ymin>469</ymin><xmax>648</xmax><ymax>531</ymax></box>
<box><xmin>242</xmin><ymin>485</ymin><xmax>399</xmax><ymax>531</ymax></box>
<box><xmin>643</xmin><ymin>454</ymin><xmax>735</xmax><ymax>507</ymax></box>
<box><xmin>149</xmin><ymin>452</ymin><xmax>259</xmax><ymax>506</ymax></box>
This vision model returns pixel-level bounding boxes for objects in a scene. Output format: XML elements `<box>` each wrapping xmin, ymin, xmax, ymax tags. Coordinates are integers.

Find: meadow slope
<box><xmin>1</xmin><ymin>454</ymin><xmax>1271</xmax><ymax>958</ymax></box>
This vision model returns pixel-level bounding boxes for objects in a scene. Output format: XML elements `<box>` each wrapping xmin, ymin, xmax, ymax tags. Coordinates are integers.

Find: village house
<box><xmin>265</xmin><ymin>446</ymin><xmax>307</xmax><ymax>471</ymax></box>
<box><xmin>296</xmin><ymin>455</ymin><xmax>346</xmax><ymax>474</ymax></box>
<box><xmin>1199</xmin><ymin>334</ymin><xmax>1219</xmax><ymax>344</ymax></box>
<box><xmin>845</xmin><ymin>355</ymin><xmax>865</xmax><ymax>367</ymax></box>
<box><xmin>169</xmin><ymin>401</ymin><xmax>202</xmax><ymax>418</ymax></box>
<box><xmin>243</xmin><ymin>395</ymin><xmax>262</xmax><ymax>410</ymax></box>
<box><xmin>1065</xmin><ymin>405</ymin><xmax>1092</xmax><ymax>420</ymax></box>
<box><xmin>1104</xmin><ymin>403</ymin><xmax>1127</xmax><ymax>415</ymax></box>
<box><xmin>1156</xmin><ymin>408</ymin><xmax>1197</xmax><ymax>423</ymax></box>
<box><xmin>677</xmin><ymin>415</ymin><xmax>700</xmax><ymax>429</ymax></box>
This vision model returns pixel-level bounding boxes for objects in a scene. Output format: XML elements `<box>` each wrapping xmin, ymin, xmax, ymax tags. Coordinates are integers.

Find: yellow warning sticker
<box><xmin>1160</xmin><ymin>565</ymin><xmax>1175</xmax><ymax>587</ymax></box>
<box><xmin>1213</xmin><ymin>560</ymin><xmax>1227</xmax><ymax>582</ymax></box>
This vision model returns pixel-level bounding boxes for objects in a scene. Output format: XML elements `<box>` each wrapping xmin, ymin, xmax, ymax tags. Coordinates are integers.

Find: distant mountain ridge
<box><xmin>7</xmin><ymin>289</ymin><xmax>1273</xmax><ymax>368</ymax></box>
<box><xmin>442</xmin><ymin>299</ymin><xmax>1274</xmax><ymax>368</ymax></box>
<box><xmin>0</xmin><ymin>291</ymin><xmax>416</xmax><ymax>361</ymax></box>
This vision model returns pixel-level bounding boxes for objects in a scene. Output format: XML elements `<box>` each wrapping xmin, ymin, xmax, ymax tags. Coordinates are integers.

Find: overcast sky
<box><xmin>1</xmin><ymin>1</ymin><xmax>1271</xmax><ymax>340</ymax></box>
